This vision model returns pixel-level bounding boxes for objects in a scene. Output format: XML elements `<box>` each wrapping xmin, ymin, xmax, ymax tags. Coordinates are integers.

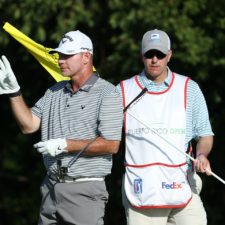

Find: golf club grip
<box><xmin>123</xmin><ymin>87</ymin><xmax>148</xmax><ymax>112</ymax></box>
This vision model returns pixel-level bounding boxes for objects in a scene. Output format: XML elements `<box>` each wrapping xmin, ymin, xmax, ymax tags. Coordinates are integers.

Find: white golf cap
<box><xmin>49</xmin><ymin>30</ymin><xmax>93</xmax><ymax>55</ymax></box>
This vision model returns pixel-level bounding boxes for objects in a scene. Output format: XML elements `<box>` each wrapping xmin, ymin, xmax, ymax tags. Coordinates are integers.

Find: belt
<box><xmin>47</xmin><ymin>172</ymin><xmax>104</xmax><ymax>183</ymax></box>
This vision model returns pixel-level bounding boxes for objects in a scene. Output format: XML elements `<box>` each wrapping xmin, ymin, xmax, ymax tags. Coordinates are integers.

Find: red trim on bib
<box><xmin>184</xmin><ymin>77</ymin><xmax>190</xmax><ymax>110</ymax></box>
<box><xmin>125</xmin><ymin>162</ymin><xmax>187</xmax><ymax>168</ymax></box>
<box><xmin>131</xmin><ymin>196</ymin><xmax>192</xmax><ymax>209</ymax></box>
<box><xmin>134</xmin><ymin>73</ymin><xmax>175</xmax><ymax>95</ymax></box>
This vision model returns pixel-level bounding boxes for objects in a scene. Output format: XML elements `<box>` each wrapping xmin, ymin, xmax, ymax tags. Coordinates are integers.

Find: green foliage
<box><xmin>0</xmin><ymin>0</ymin><xmax>225</xmax><ymax>224</ymax></box>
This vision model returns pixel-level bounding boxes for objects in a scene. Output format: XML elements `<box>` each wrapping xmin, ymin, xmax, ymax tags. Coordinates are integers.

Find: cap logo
<box><xmin>81</xmin><ymin>47</ymin><xmax>92</xmax><ymax>51</ymax></box>
<box><xmin>61</xmin><ymin>35</ymin><xmax>74</xmax><ymax>43</ymax></box>
<box><xmin>150</xmin><ymin>33</ymin><xmax>160</xmax><ymax>42</ymax></box>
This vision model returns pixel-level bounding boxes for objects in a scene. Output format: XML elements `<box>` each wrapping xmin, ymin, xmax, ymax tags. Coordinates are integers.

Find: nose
<box><xmin>58</xmin><ymin>58</ymin><xmax>64</xmax><ymax>65</ymax></box>
<box><xmin>151</xmin><ymin>55</ymin><xmax>158</xmax><ymax>63</ymax></box>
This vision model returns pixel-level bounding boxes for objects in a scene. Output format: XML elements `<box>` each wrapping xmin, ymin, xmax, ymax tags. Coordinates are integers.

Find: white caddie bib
<box><xmin>121</xmin><ymin>73</ymin><xmax>192</xmax><ymax>208</ymax></box>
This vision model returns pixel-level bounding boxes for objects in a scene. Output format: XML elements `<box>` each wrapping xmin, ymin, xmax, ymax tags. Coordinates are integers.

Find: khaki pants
<box><xmin>122</xmin><ymin>172</ymin><xmax>207</xmax><ymax>225</ymax></box>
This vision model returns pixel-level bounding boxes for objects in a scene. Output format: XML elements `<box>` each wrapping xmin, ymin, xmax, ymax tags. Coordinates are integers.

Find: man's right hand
<box><xmin>0</xmin><ymin>55</ymin><xmax>20</xmax><ymax>95</ymax></box>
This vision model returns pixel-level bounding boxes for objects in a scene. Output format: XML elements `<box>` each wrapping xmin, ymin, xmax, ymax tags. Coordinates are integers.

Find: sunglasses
<box><xmin>144</xmin><ymin>50</ymin><xmax>167</xmax><ymax>59</ymax></box>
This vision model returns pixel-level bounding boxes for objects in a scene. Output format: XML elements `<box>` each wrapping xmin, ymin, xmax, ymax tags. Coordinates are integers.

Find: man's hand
<box><xmin>194</xmin><ymin>154</ymin><xmax>212</xmax><ymax>176</ymax></box>
<box><xmin>0</xmin><ymin>55</ymin><xmax>20</xmax><ymax>94</ymax></box>
<box><xmin>34</xmin><ymin>138</ymin><xmax>67</xmax><ymax>157</ymax></box>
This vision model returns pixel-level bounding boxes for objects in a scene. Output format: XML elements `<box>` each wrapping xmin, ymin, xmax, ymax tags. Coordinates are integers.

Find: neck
<box><xmin>71</xmin><ymin>70</ymin><xmax>93</xmax><ymax>91</ymax></box>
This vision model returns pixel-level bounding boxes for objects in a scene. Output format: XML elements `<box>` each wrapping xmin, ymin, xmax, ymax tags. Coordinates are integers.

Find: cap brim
<box><xmin>49</xmin><ymin>48</ymin><xmax>93</xmax><ymax>55</ymax></box>
<box><xmin>48</xmin><ymin>49</ymin><xmax>58</xmax><ymax>55</ymax></box>
<box><xmin>49</xmin><ymin>48</ymin><xmax>76</xmax><ymax>55</ymax></box>
<box><xmin>142</xmin><ymin>45</ymin><xmax>169</xmax><ymax>55</ymax></box>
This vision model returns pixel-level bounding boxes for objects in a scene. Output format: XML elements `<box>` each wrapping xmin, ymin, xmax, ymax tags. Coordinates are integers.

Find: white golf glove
<box><xmin>0</xmin><ymin>55</ymin><xmax>20</xmax><ymax>94</ymax></box>
<box><xmin>34</xmin><ymin>138</ymin><xmax>67</xmax><ymax>157</ymax></box>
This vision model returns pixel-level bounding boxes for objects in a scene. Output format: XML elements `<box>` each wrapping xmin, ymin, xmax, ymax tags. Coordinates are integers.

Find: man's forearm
<box><xmin>196</xmin><ymin>135</ymin><xmax>213</xmax><ymax>157</ymax></box>
<box><xmin>66</xmin><ymin>136</ymin><xmax>121</xmax><ymax>155</ymax></box>
<box><xmin>195</xmin><ymin>135</ymin><xmax>213</xmax><ymax>175</ymax></box>
<box><xmin>9</xmin><ymin>95</ymin><xmax>40</xmax><ymax>134</ymax></box>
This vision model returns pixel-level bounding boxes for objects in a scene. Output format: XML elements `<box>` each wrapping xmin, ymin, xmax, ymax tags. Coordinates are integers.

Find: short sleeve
<box><xmin>98</xmin><ymin>87</ymin><xmax>123</xmax><ymax>140</ymax></box>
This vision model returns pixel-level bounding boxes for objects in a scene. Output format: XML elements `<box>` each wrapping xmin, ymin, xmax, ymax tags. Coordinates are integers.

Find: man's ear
<box><xmin>167</xmin><ymin>50</ymin><xmax>172</xmax><ymax>62</ymax></box>
<box><xmin>82</xmin><ymin>52</ymin><xmax>92</xmax><ymax>64</ymax></box>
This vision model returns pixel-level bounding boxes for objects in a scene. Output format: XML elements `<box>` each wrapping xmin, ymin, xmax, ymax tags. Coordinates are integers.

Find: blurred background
<box><xmin>0</xmin><ymin>0</ymin><xmax>224</xmax><ymax>224</ymax></box>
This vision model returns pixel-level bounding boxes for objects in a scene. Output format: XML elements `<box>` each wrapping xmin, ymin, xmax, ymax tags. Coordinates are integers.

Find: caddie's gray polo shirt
<box><xmin>31</xmin><ymin>73</ymin><xmax>123</xmax><ymax>177</ymax></box>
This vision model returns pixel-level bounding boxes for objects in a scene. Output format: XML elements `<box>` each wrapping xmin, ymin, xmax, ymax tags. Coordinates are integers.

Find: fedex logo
<box><xmin>162</xmin><ymin>182</ymin><xmax>182</xmax><ymax>189</ymax></box>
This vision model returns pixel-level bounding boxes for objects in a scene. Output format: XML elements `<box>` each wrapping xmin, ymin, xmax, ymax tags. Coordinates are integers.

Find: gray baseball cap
<box><xmin>141</xmin><ymin>29</ymin><xmax>171</xmax><ymax>55</ymax></box>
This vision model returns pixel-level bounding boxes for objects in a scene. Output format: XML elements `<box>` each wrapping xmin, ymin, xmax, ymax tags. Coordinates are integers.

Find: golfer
<box><xmin>0</xmin><ymin>30</ymin><xmax>123</xmax><ymax>225</ymax></box>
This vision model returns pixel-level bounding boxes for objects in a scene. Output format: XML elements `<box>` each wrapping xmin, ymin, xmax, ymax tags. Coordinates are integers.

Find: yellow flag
<box><xmin>3</xmin><ymin>22</ymin><xmax>96</xmax><ymax>82</ymax></box>
<box><xmin>3</xmin><ymin>22</ymin><xmax>68</xmax><ymax>82</ymax></box>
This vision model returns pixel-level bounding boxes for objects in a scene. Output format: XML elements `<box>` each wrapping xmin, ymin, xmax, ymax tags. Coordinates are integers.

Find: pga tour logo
<box><xmin>134</xmin><ymin>179</ymin><xmax>142</xmax><ymax>194</ymax></box>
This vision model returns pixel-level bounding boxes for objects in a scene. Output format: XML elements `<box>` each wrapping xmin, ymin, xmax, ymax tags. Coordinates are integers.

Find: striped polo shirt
<box><xmin>31</xmin><ymin>73</ymin><xmax>123</xmax><ymax>177</ymax></box>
